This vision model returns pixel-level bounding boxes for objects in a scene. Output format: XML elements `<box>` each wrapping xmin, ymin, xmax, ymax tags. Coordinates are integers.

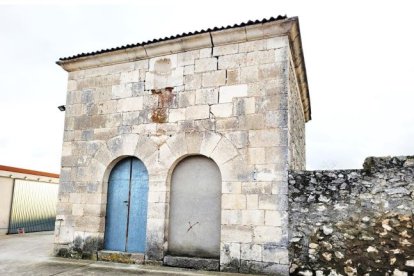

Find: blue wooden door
<box><xmin>104</xmin><ymin>157</ymin><xmax>149</xmax><ymax>253</ymax></box>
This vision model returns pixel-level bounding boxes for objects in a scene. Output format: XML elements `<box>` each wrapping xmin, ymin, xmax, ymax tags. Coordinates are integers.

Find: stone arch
<box><xmin>168</xmin><ymin>155</ymin><xmax>222</xmax><ymax>258</ymax></box>
<box><xmin>103</xmin><ymin>156</ymin><xmax>149</xmax><ymax>253</ymax></box>
<box><xmin>87</xmin><ymin>134</ymin><xmax>158</xmax><ymax>216</ymax></box>
<box><xmin>158</xmin><ymin>131</ymin><xmax>249</xmax><ymax>260</ymax></box>
<box><xmin>82</xmin><ymin>131</ymin><xmax>249</xmax><ymax>259</ymax></box>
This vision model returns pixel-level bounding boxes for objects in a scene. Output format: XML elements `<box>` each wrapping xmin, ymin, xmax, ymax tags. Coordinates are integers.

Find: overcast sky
<box><xmin>0</xmin><ymin>0</ymin><xmax>413</xmax><ymax>173</ymax></box>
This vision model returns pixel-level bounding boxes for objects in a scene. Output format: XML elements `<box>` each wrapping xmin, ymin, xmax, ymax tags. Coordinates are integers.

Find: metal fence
<box><xmin>8</xmin><ymin>179</ymin><xmax>58</xmax><ymax>234</ymax></box>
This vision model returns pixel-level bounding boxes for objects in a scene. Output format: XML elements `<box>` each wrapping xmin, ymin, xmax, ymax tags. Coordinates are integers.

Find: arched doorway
<box><xmin>168</xmin><ymin>156</ymin><xmax>221</xmax><ymax>258</ymax></box>
<box><xmin>104</xmin><ymin>157</ymin><xmax>149</xmax><ymax>253</ymax></box>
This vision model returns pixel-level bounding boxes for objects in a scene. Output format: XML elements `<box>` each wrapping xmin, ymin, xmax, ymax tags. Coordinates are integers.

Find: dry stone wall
<box><xmin>289</xmin><ymin>156</ymin><xmax>414</xmax><ymax>275</ymax></box>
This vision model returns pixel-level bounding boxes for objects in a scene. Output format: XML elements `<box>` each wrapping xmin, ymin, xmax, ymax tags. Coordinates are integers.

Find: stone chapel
<box><xmin>54</xmin><ymin>15</ymin><xmax>311</xmax><ymax>275</ymax></box>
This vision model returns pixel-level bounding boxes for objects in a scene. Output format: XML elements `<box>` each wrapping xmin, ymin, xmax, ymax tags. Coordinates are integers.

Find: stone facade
<box><xmin>289</xmin><ymin>156</ymin><xmax>414</xmax><ymax>275</ymax></box>
<box><xmin>54</xmin><ymin>17</ymin><xmax>311</xmax><ymax>275</ymax></box>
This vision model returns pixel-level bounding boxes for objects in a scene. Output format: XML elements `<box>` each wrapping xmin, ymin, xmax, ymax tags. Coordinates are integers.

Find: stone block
<box><xmin>266</xmin><ymin>147</ymin><xmax>288</xmax><ymax>165</ymax></box>
<box><xmin>248</xmin><ymin>147</ymin><xmax>266</xmax><ymax>165</ymax></box>
<box><xmin>233</xmin><ymin>97</ymin><xmax>256</xmax><ymax>115</ymax></box>
<box><xmin>120</xmin><ymin>70</ymin><xmax>140</xmax><ymax>83</ymax></box>
<box><xmin>246</xmin><ymin>194</ymin><xmax>258</xmax><ymax>209</ymax></box>
<box><xmin>199</xmin><ymin>132</ymin><xmax>221</xmax><ymax>156</ymax></box>
<box><xmin>243</xmin><ymin>67</ymin><xmax>263</xmax><ymax>86</ymax></box>
<box><xmin>147</xmin><ymin>203</ymin><xmax>167</xmax><ymax>220</ymax></box>
<box><xmin>219</xmin><ymin>84</ymin><xmax>248</xmax><ymax>103</ymax></box>
<box><xmin>122</xmin><ymin>111</ymin><xmax>149</xmax><ymax>126</ymax></box>
<box><xmin>148</xmin><ymin>191</ymin><xmax>167</xmax><ymax>203</ymax></box>
<box><xmin>224</xmin><ymin>131</ymin><xmax>248</xmax><ymax>149</ymax></box>
<box><xmin>259</xmin><ymin>194</ymin><xmax>282</xmax><ymax>210</ymax></box>
<box><xmin>258</xmin><ymin>63</ymin><xmax>281</xmax><ymax>80</ymax></box>
<box><xmin>177</xmin><ymin>50</ymin><xmax>200</xmax><ymax>66</ymax></box>
<box><xmin>239</xmin><ymin>40</ymin><xmax>265</xmax><ymax>53</ymax></box>
<box><xmin>112</xmin><ymin>84</ymin><xmax>132</xmax><ymax>99</ymax></box>
<box><xmin>253</xmin><ymin>226</ymin><xmax>282</xmax><ymax>243</ymax></box>
<box><xmin>83</xmin><ymin>204</ymin><xmax>103</xmax><ymax>216</ymax></box>
<box><xmin>134</xmin><ymin>59</ymin><xmax>149</xmax><ymax>70</ymax></box>
<box><xmin>241</xmin><ymin>210</ymin><xmax>264</xmax><ymax>225</ymax></box>
<box><xmin>202</xmin><ymin>70</ymin><xmax>226</xmax><ymax>87</ymax></box>
<box><xmin>265</xmin><ymin>111</ymin><xmax>288</xmax><ymax>128</ymax></box>
<box><xmin>185</xmin><ymin>132</ymin><xmax>202</xmax><ymax>153</ymax></box>
<box><xmin>178</xmin><ymin>90</ymin><xmax>196</xmax><ymax>107</ymax></box>
<box><xmin>199</xmin><ymin>48</ymin><xmax>211</xmax><ymax>58</ymax></box>
<box><xmin>210</xmin><ymin>138</ymin><xmax>239</xmax><ymax>164</ymax></box>
<box><xmin>216</xmin><ymin>117</ymin><xmax>239</xmax><ymax>131</ymax></box>
<box><xmin>145</xmin><ymin>67</ymin><xmax>184</xmax><ymax>90</ymax></box>
<box><xmin>116</xmin><ymin>97</ymin><xmax>143</xmax><ymax>112</ymax></box>
<box><xmin>240</xmin><ymin>243</ymin><xmax>262</xmax><ymax>262</ymax></box>
<box><xmin>218</xmin><ymin>53</ymin><xmax>246</xmax><ymax>69</ymax></box>
<box><xmin>183</xmin><ymin>64</ymin><xmax>194</xmax><ymax>75</ymax></box>
<box><xmin>210</xmin><ymin>103</ymin><xmax>233</xmax><ymax>118</ymax></box>
<box><xmin>262</xmin><ymin>245</ymin><xmax>288</xmax><ymax>264</ymax></box>
<box><xmin>222</xmin><ymin>182</ymin><xmax>242</xmax><ymax>194</ymax></box>
<box><xmin>226</xmin><ymin>68</ymin><xmax>240</xmax><ymax>85</ymax></box>
<box><xmin>184</xmin><ymin>74</ymin><xmax>202</xmax><ymax>90</ymax></box>
<box><xmin>69</xmin><ymin>193</ymin><xmax>82</xmax><ymax>204</ymax></box>
<box><xmin>266</xmin><ymin>36</ymin><xmax>288</xmax><ymax>49</ymax></box>
<box><xmin>96</xmin><ymin>101</ymin><xmax>117</xmax><ymax>115</ymax></box>
<box><xmin>195</xmin><ymin>88</ymin><xmax>219</xmax><ymax>105</ymax></box>
<box><xmin>249</xmin><ymin>129</ymin><xmax>281</xmax><ymax>147</ymax></box>
<box><xmin>222</xmin><ymin>210</ymin><xmax>242</xmax><ymax>225</ymax></box>
<box><xmin>163</xmin><ymin>256</ymin><xmax>219</xmax><ymax>271</ymax></box>
<box><xmin>220</xmin><ymin>242</ymin><xmax>241</xmax><ymax>269</ymax></box>
<box><xmin>256</xmin><ymin>164</ymin><xmax>287</xmax><ymax>181</ymax></box>
<box><xmin>168</xmin><ymin>108</ymin><xmax>185</xmax><ymax>122</ymax></box>
<box><xmin>242</xmin><ymin>182</ymin><xmax>272</xmax><ymax>194</ymax></box>
<box><xmin>194</xmin><ymin>57</ymin><xmax>217</xmax><ymax>73</ymax></box>
<box><xmin>213</xmin><ymin>44</ymin><xmax>238</xmax><ymax>56</ymax></box>
<box><xmin>149</xmin><ymin>54</ymin><xmax>177</xmax><ymax>71</ymax></box>
<box><xmin>67</xmin><ymin>80</ymin><xmax>77</xmax><ymax>91</ymax></box>
<box><xmin>72</xmin><ymin>204</ymin><xmax>83</xmax><ymax>216</ymax></box>
<box><xmin>222</xmin><ymin>225</ymin><xmax>252</xmax><ymax>243</ymax></box>
<box><xmin>130</xmin><ymin>82</ymin><xmax>146</xmax><ymax>96</ymax></box>
<box><xmin>185</xmin><ymin>105</ymin><xmax>210</xmax><ymax>120</ymax></box>
<box><xmin>246</xmin><ymin>50</ymin><xmax>276</xmax><ymax>66</ymax></box>
<box><xmin>264</xmin><ymin>210</ymin><xmax>282</xmax><ymax>226</ymax></box>
<box><xmin>222</xmin><ymin>194</ymin><xmax>246</xmax><ymax>209</ymax></box>
<box><xmin>240</xmin><ymin>114</ymin><xmax>264</xmax><ymax>130</ymax></box>
<box><xmin>98</xmin><ymin>250</ymin><xmax>145</xmax><ymax>264</ymax></box>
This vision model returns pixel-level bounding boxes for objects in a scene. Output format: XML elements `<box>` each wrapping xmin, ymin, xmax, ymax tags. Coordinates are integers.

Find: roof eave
<box><xmin>56</xmin><ymin>17</ymin><xmax>295</xmax><ymax>72</ymax></box>
<box><xmin>57</xmin><ymin>16</ymin><xmax>311</xmax><ymax>121</ymax></box>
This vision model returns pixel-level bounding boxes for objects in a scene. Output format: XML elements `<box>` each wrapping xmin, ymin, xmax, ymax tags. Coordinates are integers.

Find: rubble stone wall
<box><xmin>289</xmin><ymin>156</ymin><xmax>414</xmax><ymax>275</ymax></box>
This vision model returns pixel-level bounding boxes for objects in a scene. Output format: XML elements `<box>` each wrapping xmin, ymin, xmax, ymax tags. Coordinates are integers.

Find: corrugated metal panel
<box><xmin>8</xmin><ymin>180</ymin><xmax>58</xmax><ymax>234</ymax></box>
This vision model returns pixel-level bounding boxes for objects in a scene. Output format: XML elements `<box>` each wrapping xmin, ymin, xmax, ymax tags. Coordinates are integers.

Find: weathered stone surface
<box><xmin>163</xmin><ymin>255</ymin><xmax>219</xmax><ymax>271</ymax></box>
<box><xmin>55</xmin><ymin>21</ymin><xmax>306</xmax><ymax>276</ymax></box>
<box><xmin>290</xmin><ymin>156</ymin><xmax>414</xmax><ymax>275</ymax></box>
<box><xmin>98</xmin><ymin>250</ymin><xmax>144</xmax><ymax>264</ymax></box>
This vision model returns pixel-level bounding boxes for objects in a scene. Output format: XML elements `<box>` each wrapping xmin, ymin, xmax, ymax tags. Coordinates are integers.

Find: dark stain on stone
<box><xmin>56</xmin><ymin>236</ymin><xmax>103</xmax><ymax>260</ymax></box>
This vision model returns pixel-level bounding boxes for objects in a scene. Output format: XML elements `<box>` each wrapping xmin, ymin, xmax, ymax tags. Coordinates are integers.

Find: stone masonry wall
<box><xmin>54</xmin><ymin>33</ymin><xmax>302</xmax><ymax>275</ymax></box>
<box><xmin>289</xmin><ymin>156</ymin><xmax>414</xmax><ymax>275</ymax></box>
<box><xmin>288</xmin><ymin>59</ymin><xmax>305</xmax><ymax>171</ymax></box>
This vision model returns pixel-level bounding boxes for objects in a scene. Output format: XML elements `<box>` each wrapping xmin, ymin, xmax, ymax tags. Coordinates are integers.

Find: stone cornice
<box><xmin>57</xmin><ymin>17</ymin><xmax>311</xmax><ymax>121</ymax></box>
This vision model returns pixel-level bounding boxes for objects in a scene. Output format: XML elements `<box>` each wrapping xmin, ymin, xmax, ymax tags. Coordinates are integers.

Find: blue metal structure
<box><xmin>104</xmin><ymin>157</ymin><xmax>149</xmax><ymax>253</ymax></box>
